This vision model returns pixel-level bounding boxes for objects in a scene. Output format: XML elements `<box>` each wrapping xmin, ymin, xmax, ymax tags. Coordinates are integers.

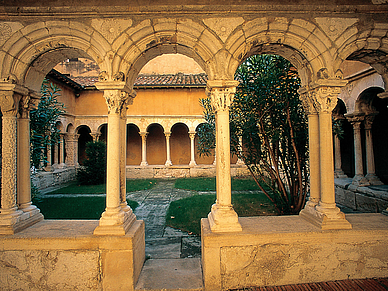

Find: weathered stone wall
<box><xmin>202</xmin><ymin>214</ymin><xmax>388</xmax><ymax>290</ymax></box>
<box><xmin>0</xmin><ymin>220</ymin><xmax>145</xmax><ymax>291</ymax></box>
<box><xmin>335</xmin><ymin>179</ymin><xmax>388</xmax><ymax>212</ymax></box>
<box><xmin>31</xmin><ymin>168</ymin><xmax>77</xmax><ymax>192</ymax></box>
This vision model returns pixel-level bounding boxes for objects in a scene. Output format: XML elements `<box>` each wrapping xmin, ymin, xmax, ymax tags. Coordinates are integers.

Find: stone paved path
<box><xmin>127</xmin><ymin>180</ymin><xmax>202</xmax><ymax>259</ymax></box>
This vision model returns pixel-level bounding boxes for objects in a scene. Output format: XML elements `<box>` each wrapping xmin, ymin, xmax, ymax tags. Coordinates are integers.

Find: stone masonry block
<box><xmin>356</xmin><ymin>193</ymin><xmax>378</xmax><ymax>212</ymax></box>
<box><xmin>102</xmin><ymin>250</ymin><xmax>134</xmax><ymax>291</ymax></box>
<box><xmin>225</xmin><ymin>30</ymin><xmax>245</xmax><ymax>55</ymax></box>
<box><xmin>288</xmin><ymin>24</ymin><xmax>312</xmax><ymax>41</ymax></box>
<box><xmin>307</xmin><ymin>32</ymin><xmax>330</xmax><ymax>56</ymax></box>
<box><xmin>365</xmin><ymin>37</ymin><xmax>381</xmax><ymax>50</ymax></box>
<box><xmin>335</xmin><ymin>27</ymin><xmax>358</xmax><ymax>49</ymax></box>
<box><xmin>177</xmin><ymin>19</ymin><xmax>205</xmax><ymax>40</ymax></box>
<box><xmin>128</xmin><ymin>20</ymin><xmax>153</xmax><ymax>43</ymax></box>
<box><xmin>243</xmin><ymin>18</ymin><xmax>268</xmax><ymax>39</ymax></box>
<box><xmin>268</xmin><ymin>17</ymin><xmax>289</xmax><ymax>32</ymax></box>
<box><xmin>291</xmin><ymin>19</ymin><xmax>316</xmax><ymax>33</ymax></box>
<box><xmin>153</xmin><ymin>18</ymin><xmax>177</xmax><ymax>32</ymax></box>
<box><xmin>6</xmin><ymin>36</ymin><xmax>30</xmax><ymax>59</ymax></box>
<box><xmin>199</xmin><ymin>29</ymin><xmax>223</xmax><ymax>55</ymax></box>
<box><xmin>113</xmin><ymin>32</ymin><xmax>131</xmax><ymax>54</ymax></box>
<box><xmin>69</xmin><ymin>21</ymin><xmax>94</xmax><ymax>36</ymax></box>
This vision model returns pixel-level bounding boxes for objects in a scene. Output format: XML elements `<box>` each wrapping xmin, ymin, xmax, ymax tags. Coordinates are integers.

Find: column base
<box><xmin>0</xmin><ymin>207</ymin><xmax>44</xmax><ymax>235</ymax></box>
<box><xmin>366</xmin><ymin>173</ymin><xmax>384</xmax><ymax>185</ymax></box>
<box><xmin>189</xmin><ymin>161</ymin><xmax>197</xmax><ymax>167</ymax></box>
<box><xmin>94</xmin><ymin>208</ymin><xmax>136</xmax><ymax>236</ymax></box>
<box><xmin>351</xmin><ymin>174</ymin><xmax>370</xmax><ymax>187</ymax></box>
<box><xmin>140</xmin><ymin>161</ymin><xmax>148</xmax><ymax>167</ymax></box>
<box><xmin>334</xmin><ymin>169</ymin><xmax>348</xmax><ymax>179</ymax></box>
<box><xmin>165</xmin><ymin>160</ymin><xmax>172</xmax><ymax>167</ymax></box>
<box><xmin>207</xmin><ymin>204</ymin><xmax>242</xmax><ymax>233</ymax></box>
<box><xmin>299</xmin><ymin>203</ymin><xmax>352</xmax><ymax>230</ymax></box>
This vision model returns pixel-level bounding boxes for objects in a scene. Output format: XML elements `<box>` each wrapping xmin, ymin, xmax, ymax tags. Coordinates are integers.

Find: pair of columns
<box><xmin>0</xmin><ymin>83</ymin><xmax>43</xmax><ymax>234</ymax></box>
<box><xmin>93</xmin><ymin>79</ymin><xmax>137</xmax><ymax>235</ymax></box>
<box><xmin>345</xmin><ymin>112</ymin><xmax>383</xmax><ymax>187</ymax></box>
<box><xmin>139</xmin><ymin>131</ymin><xmax>197</xmax><ymax>167</ymax></box>
<box><xmin>298</xmin><ymin>80</ymin><xmax>352</xmax><ymax>230</ymax></box>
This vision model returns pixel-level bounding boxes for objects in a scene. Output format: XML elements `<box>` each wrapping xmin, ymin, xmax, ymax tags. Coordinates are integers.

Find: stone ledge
<box><xmin>201</xmin><ymin>214</ymin><xmax>388</xmax><ymax>290</ymax></box>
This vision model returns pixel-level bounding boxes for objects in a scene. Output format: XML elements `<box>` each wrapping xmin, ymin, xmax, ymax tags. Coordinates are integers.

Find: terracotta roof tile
<box><xmin>70</xmin><ymin>73</ymin><xmax>208</xmax><ymax>88</ymax></box>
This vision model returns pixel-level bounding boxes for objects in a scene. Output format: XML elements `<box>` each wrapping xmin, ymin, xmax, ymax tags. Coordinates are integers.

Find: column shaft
<box><xmin>189</xmin><ymin>132</ymin><xmax>196</xmax><ymax>167</ymax></box>
<box><xmin>165</xmin><ymin>132</ymin><xmax>172</xmax><ymax>166</ymax></box>
<box><xmin>364</xmin><ymin>115</ymin><xmax>383</xmax><ymax>185</ymax></box>
<box><xmin>307</xmin><ymin>113</ymin><xmax>320</xmax><ymax>205</ymax></box>
<box><xmin>140</xmin><ymin>132</ymin><xmax>148</xmax><ymax>166</ymax></box>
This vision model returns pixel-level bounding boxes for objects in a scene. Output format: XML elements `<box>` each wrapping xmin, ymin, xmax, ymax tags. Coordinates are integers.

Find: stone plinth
<box><xmin>0</xmin><ymin>219</ymin><xmax>145</xmax><ymax>291</ymax></box>
<box><xmin>202</xmin><ymin>214</ymin><xmax>388</xmax><ymax>291</ymax></box>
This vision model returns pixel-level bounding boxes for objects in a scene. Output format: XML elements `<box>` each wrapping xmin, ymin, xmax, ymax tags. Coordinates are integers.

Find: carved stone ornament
<box><xmin>208</xmin><ymin>87</ymin><xmax>236</xmax><ymax>112</ymax></box>
<box><xmin>0</xmin><ymin>91</ymin><xmax>17</xmax><ymax>115</ymax></box>
<box><xmin>99</xmin><ymin>71</ymin><xmax>109</xmax><ymax>82</ymax></box>
<box><xmin>298</xmin><ymin>87</ymin><xmax>318</xmax><ymax>115</ymax></box>
<box><xmin>113</xmin><ymin>72</ymin><xmax>125</xmax><ymax>82</ymax></box>
<box><xmin>18</xmin><ymin>95</ymin><xmax>31</xmax><ymax>118</ymax></box>
<box><xmin>104</xmin><ymin>90</ymin><xmax>129</xmax><ymax>114</ymax></box>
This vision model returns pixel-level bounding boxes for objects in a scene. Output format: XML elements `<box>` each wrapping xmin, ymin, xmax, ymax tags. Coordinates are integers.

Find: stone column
<box><xmin>45</xmin><ymin>137</ymin><xmax>52</xmax><ymax>171</ymax></box>
<box><xmin>140</xmin><ymin>132</ymin><xmax>148</xmax><ymax>166</ymax></box>
<box><xmin>189</xmin><ymin>131</ymin><xmax>197</xmax><ymax>167</ymax></box>
<box><xmin>120</xmin><ymin>93</ymin><xmax>136</xmax><ymax>215</ymax></box>
<box><xmin>364</xmin><ymin>113</ymin><xmax>383</xmax><ymax>185</ymax></box>
<box><xmin>299</xmin><ymin>81</ymin><xmax>351</xmax><ymax>230</ymax></box>
<box><xmin>206</xmin><ymin>80</ymin><xmax>242</xmax><ymax>232</ymax></box>
<box><xmin>298</xmin><ymin>87</ymin><xmax>320</xmax><ymax>215</ymax></box>
<box><xmin>64</xmin><ymin>133</ymin><xmax>79</xmax><ymax>166</ymax></box>
<box><xmin>165</xmin><ymin>132</ymin><xmax>172</xmax><ymax>167</ymax></box>
<box><xmin>0</xmin><ymin>84</ymin><xmax>42</xmax><ymax>234</ymax></box>
<box><xmin>236</xmin><ymin>136</ymin><xmax>245</xmax><ymax>165</ymax></box>
<box><xmin>346</xmin><ymin>113</ymin><xmax>369</xmax><ymax>187</ymax></box>
<box><xmin>94</xmin><ymin>77</ymin><xmax>136</xmax><ymax>235</ymax></box>
<box><xmin>59</xmin><ymin>134</ymin><xmax>65</xmax><ymax>168</ymax></box>
<box><xmin>91</xmin><ymin>132</ymin><xmax>101</xmax><ymax>142</ymax></box>
<box><xmin>17</xmin><ymin>93</ymin><xmax>43</xmax><ymax>223</ymax></box>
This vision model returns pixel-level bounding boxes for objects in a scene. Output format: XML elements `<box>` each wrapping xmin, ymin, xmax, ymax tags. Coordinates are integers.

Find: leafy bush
<box><xmin>77</xmin><ymin>141</ymin><xmax>107</xmax><ymax>185</ymax></box>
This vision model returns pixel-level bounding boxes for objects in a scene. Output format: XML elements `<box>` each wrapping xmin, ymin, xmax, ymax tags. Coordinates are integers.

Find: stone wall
<box><xmin>31</xmin><ymin>167</ymin><xmax>77</xmax><ymax>193</ymax></box>
<box><xmin>202</xmin><ymin>214</ymin><xmax>388</xmax><ymax>290</ymax></box>
<box><xmin>335</xmin><ymin>178</ymin><xmax>388</xmax><ymax>213</ymax></box>
<box><xmin>0</xmin><ymin>220</ymin><xmax>145</xmax><ymax>291</ymax></box>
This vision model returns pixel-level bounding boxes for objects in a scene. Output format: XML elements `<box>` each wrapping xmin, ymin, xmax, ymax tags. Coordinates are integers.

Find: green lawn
<box><xmin>33</xmin><ymin>196</ymin><xmax>139</xmax><ymax>219</ymax></box>
<box><xmin>174</xmin><ymin>177</ymin><xmax>263</xmax><ymax>192</ymax></box>
<box><xmin>47</xmin><ymin>179</ymin><xmax>157</xmax><ymax>194</ymax></box>
<box><xmin>166</xmin><ymin>192</ymin><xmax>278</xmax><ymax>235</ymax></box>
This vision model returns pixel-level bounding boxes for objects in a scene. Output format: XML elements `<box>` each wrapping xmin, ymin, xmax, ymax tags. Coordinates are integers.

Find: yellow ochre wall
<box><xmin>75</xmin><ymin>87</ymin><xmax>206</xmax><ymax>116</ymax></box>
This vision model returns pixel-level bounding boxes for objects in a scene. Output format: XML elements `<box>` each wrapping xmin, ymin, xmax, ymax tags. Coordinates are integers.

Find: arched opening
<box><xmin>146</xmin><ymin>123</ymin><xmax>166</xmax><ymax>165</ymax></box>
<box><xmin>77</xmin><ymin>125</ymin><xmax>92</xmax><ymax>165</ymax></box>
<box><xmin>99</xmin><ymin>124</ymin><xmax>108</xmax><ymax>143</ymax></box>
<box><xmin>170</xmin><ymin>123</ymin><xmax>190</xmax><ymax>165</ymax></box>
<box><xmin>127</xmin><ymin>124</ymin><xmax>141</xmax><ymax>165</ymax></box>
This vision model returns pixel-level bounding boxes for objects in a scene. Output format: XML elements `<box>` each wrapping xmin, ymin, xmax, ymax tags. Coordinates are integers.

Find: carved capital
<box><xmin>164</xmin><ymin>132</ymin><xmax>171</xmax><ymax>139</ymax></box>
<box><xmin>206</xmin><ymin>80</ymin><xmax>239</xmax><ymax>112</ymax></box>
<box><xmin>364</xmin><ymin>112</ymin><xmax>378</xmax><ymax>130</ymax></box>
<box><xmin>345</xmin><ymin>113</ymin><xmax>365</xmax><ymax>129</ymax></box>
<box><xmin>189</xmin><ymin>131</ymin><xmax>196</xmax><ymax>140</ymax></box>
<box><xmin>103</xmin><ymin>90</ymin><xmax>128</xmax><ymax>114</ymax></box>
<box><xmin>298</xmin><ymin>86</ymin><xmax>318</xmax><ymax>115</ymax></box>
<box><xmin>140</xmin><ymin>132</ymin><xmax>148</xmax><ymax>139</ymax></box>
<box><xmin>0</xmin><ymin>90</ymin><xmax>18</xmax><ymax>116</ymax></box>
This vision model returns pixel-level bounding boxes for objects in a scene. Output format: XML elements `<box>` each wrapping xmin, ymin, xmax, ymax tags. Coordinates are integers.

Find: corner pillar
<box><xmin>206</xmin><ymin>80</ymin><xmax>242</xmax><ymax>233</ymax></box>
<box><xmin>94</xmin><ymin>78</ymin><xmax>137</xmax><ymax>235</ymax></box>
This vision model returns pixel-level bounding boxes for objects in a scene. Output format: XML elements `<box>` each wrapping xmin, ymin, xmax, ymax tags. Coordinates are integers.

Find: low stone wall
<box><xmin>0</xmin><ymin>220</ymin><xmax>145</xmax><ymax>291</ymax></box>
<box><xmin>201</xmin><ymin>214</ymin><xmax>388</xmax><ymax>290</ymax></box>
<box><xmin>335</xmin><ymin>178</ymin><xmax>388</xmax><ymax>213</ymax></box>
<box><xmin>31</xmin><ymin>167</ymin><xmax>77</xmax><ymax>193</ymax></box>
<box><xmin>126</xmin><ymin>165</ymin><xmax>249</xmax><ymax>179</ymax></box>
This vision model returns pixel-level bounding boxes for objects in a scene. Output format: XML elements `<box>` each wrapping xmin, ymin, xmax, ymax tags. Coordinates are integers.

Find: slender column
<box><xmin>364</xmin><ymin>113</ymin><xmax>383</xmax><ymax>185</ymax></box>
<box><xmin>346</xmin><ymin>114</ymin><xmax>369</xmax><ymax>187</ymax></box>
<box><xmin>53</xmin><ymin>141</ymin><xmax>59</xmax><ymax>167</ymax></box>
<box><xmin>59</xmin><ymin>134</ymin><xmax>65</xmax><ymax>168</ymax></box>
<box><xmin>299</xmin><ymin>81</ymin><xmax>351</xmax><ymax>230</ymax></box>
<box><xmin>165</xmin><ymin>132</ymin><xmax>172</xmax><ymax>167</ymax></box>
<box><xmin>91</xmin><ymin>132</ymin><xmax>101</xmax><ymax>142</ymax></box>
<box><xmin>236</xmin><ymin>136</ymin><xmax>245</xmax><ymax>165</ymax></box>
<box><xmin>45</xmin><ymin>137</ymin><xmax>52</xmax><ymax>171</ymax></box>
<box><xmin>298</xmin><ymin>87</ymin><xmax>320</xmax><ymax>216</ymax></box>
<box><xmin>334</xmin><ymin>134</ymin><xmax>347</xmax><ymax>178</ymax></box>
<box><xmin>94</xmin><ymin>78</ymin><xmax>136</xmax><ymax>235</ymax></box>
<box><xmin>206</xmin><ymin>80</ymin><xmax>242</xmax><ymax>233</ymax></box>
<box><xmin>140</xmin><ymin>132</ymin><xmax>148</xmax><ymax>166</ymax></box>
<box><xmin>189</xmin><ymin>131</ymin><xmax>197</xmax><ymax>167</ymax></box>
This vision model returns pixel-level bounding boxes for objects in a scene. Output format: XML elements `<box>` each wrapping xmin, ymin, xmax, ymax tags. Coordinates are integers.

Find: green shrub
<box><xmin>77</xmin><ymin>141</ymin><xmax>107</xmax><ymax>185</ymax></box>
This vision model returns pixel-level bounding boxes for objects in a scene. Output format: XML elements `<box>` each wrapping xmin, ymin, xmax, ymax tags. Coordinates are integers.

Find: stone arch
<box><xmin>66</xmin><ymin>123</ymin><xmax>75</xmax><ymax>134</ymax></box>
<box><xmin>76</xmin><ymin>125</ymin><xmax>93</xmax><ymax>165</ymax></box>
<box><xmin>0</xmin><ymin>21</ymin><xmax>111</xmax><ymax>92</ymax></box>
<box><xmin>112</xmin><ymin>18</ymin><xmax>222</xmax><ymax>85</ymax></box>
<box><xmin>334</xmin><ymin>21</ymin><xmax>388</xmax><ymax>74</ymax></box>
<box><xmin>98</xmin><ymin>123</ymin><xmax>108</xmax><ymax>143</ymax></box>
<box><xmin>170</xmin><ymin>122</ymin><xmax>190</xmax><ymax>165</ymax></box>
<box><xmin>127</xmin><ymin>123</ymin><xmax>141</xmax><ymax>166</ymax></box>
<box><xmin>146</xmin><ymin>123</ymin><xmax>166</xmax><ymax>165</ymax></box>
<box><xmin>223</xmin><ymin>18</ymin><xmax>334</xmax><ymax>84</ymax></box>
<box><xmin>356</xmin><ymin>87</ymin><xmax>385</xmax><ymax>113</ymax></box>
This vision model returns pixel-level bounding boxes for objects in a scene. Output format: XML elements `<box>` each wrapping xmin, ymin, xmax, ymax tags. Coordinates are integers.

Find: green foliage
<box><xmin>30</xmin><ymin>79</ymin><xmax>65</xmax><ymax>169</ymax></box>
<box><xmin>166</xmin><ymin>192</ymin><xmax>277</xmax><ymax>235</ymax></box>
<box><xmin>198</xmin><ymin>54</ymin><xmax>309</xmax><ymax>214</ymax></box>
<box><xmin>77</xmin><ymin>141</ymin><xmax>107</xmax><ymax>185</ymax></box>
<box><xmin>33</xmin><ymin>196</ymin><xmax>138</xmax><ymax>219</ymax></box>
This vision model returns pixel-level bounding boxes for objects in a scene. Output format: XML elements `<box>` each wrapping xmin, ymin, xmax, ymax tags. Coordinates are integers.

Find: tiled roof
<box><xmin>70</xmin><ymin>73</ymin><xmax>208</xmax><ymax>88</ymax></box>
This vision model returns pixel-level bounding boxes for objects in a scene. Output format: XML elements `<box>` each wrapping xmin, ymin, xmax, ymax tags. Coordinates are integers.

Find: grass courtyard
<box><xmin>33</xmin><ymin>177</ymin><xmax>277</xmax><ymax>234</ymax></box>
